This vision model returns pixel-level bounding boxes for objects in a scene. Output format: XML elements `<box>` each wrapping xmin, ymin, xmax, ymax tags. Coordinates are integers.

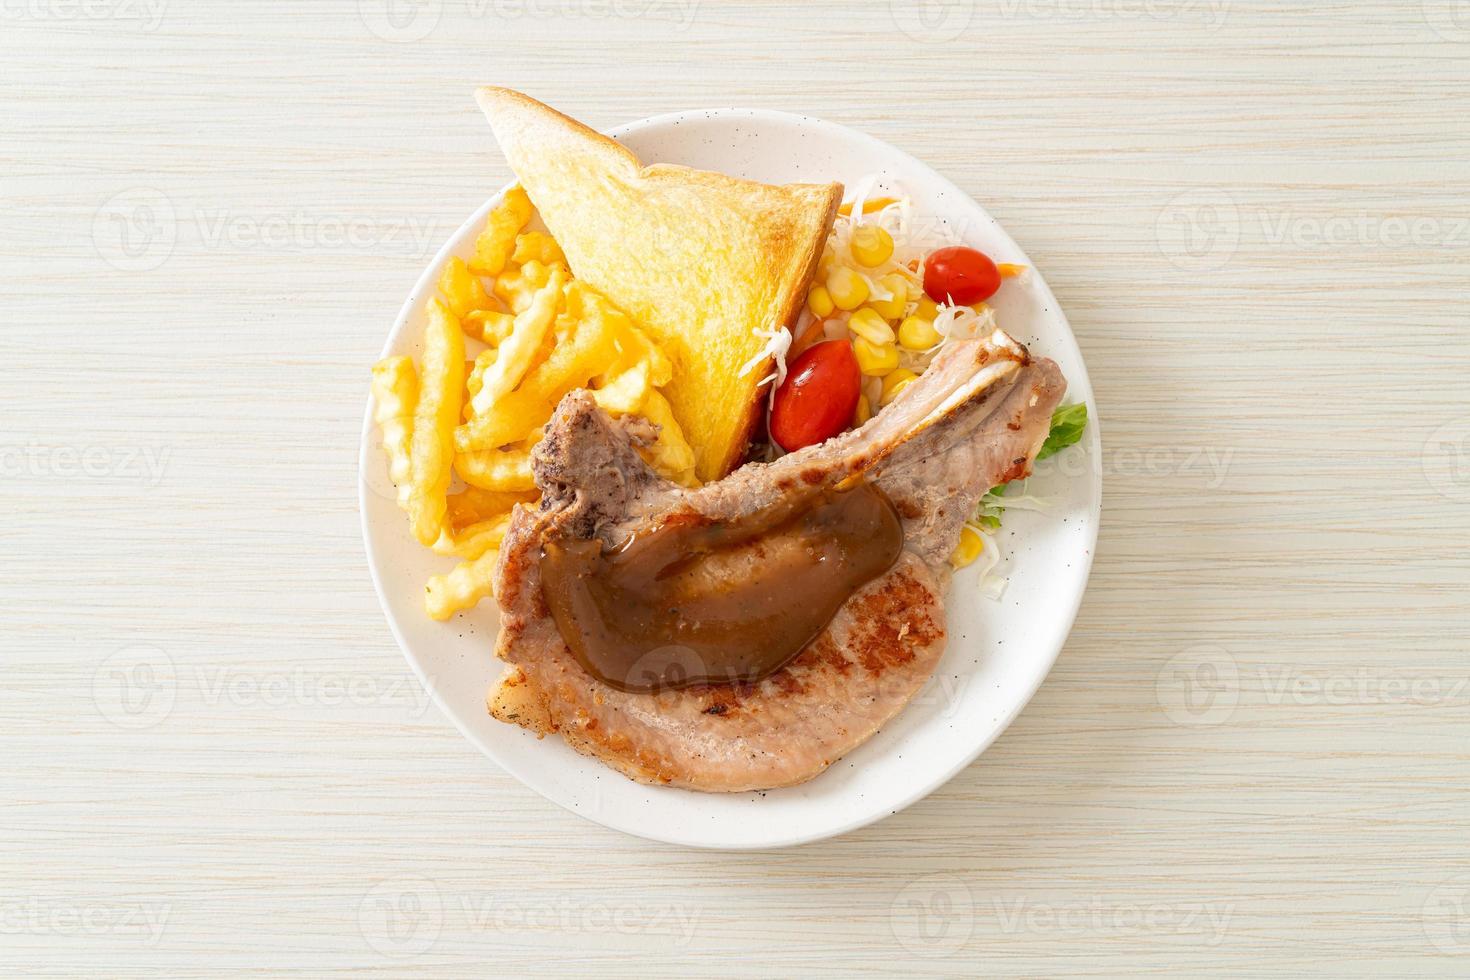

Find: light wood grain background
<box><xmin>4</xmin><ymin>1</ymin><xmax>1469</xmax><ymax>975</ymax></box>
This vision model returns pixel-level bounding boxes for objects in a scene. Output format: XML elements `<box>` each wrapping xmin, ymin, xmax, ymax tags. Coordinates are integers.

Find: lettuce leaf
<box><xmin>973</xmin><ymin>405</ymin><xmax>1087</xmax><ymax>531</ymax></box>
<box><xmin>975</xmin><ymin>483</ymin><xmax>1006</xmax><ymax>530</ymax></box>
<box><xmin>1036</xmin><ymin>403</ymin><xmax>1088</xmax><ymax>461</ymax></box>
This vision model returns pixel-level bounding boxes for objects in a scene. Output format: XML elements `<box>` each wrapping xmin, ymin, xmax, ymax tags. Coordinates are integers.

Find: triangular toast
<box><xmin>475</xmin><ymin>87</ymin><xmax>842</xmax><ymax>482</ymax></box>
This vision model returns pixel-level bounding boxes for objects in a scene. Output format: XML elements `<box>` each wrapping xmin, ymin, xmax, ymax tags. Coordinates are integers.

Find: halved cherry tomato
<box><xmin>770</xmin><ymin>339</ymin><xmax>861</xmax><ymax>452</ymax></box>
<box><xmin>923</xmin><ymin>245</ymin><xmax>1001</xmax><ymax>305</ymax></box>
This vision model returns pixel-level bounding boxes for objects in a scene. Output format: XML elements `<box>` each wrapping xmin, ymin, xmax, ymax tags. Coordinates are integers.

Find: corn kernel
<box><xmin>898</xmin><ymin>315</ymin><xmax>942</xmax><ymax>351</ymax></box>
<box><xmin>807</xmin><ymin>284</ymin><xmax>834</xmax><ymax>319</ymax></box>
<box><xmin>854</xmin><ymin>394</ymin><xmax>872</xmax><ymax>427</ymax></box>
<box><xmin>817</xmin><ymin>245</ymin><xmax>837</xmax><ymax>277</ymax></box>
<box><xmin>950</xmin><ymin>526</ymin><xmax>987</xmax><ymax>568</ymax></box>
<box><xmin>853</xmin><ymin>335</ymin><xmax>899</xmax><ymax>376</ymax></box>
<box><xmin>916</xmin><ymin>295</ymin><xmax>940</xmax><ymax>320</ymax></box>
<box><xmin>850</xmin><ymin>224</ymin><xmax>894</xmax><ymax>267</ymax></box>
<box><xmin>868</xmin><ymin>273</ymin><xmax>908</xmax><ymax>320</ymax></box>
<box><xmin>826</xmin><ymin>265</ymin><xmax>869</xmax><ymax>311</ymax></box>
<box><xmin>880</xmin><ymin>368</ymin><xmax>918</xmax><ymax>406</ymax></box>
<box><xmin>848</xmin><ymin>308</ymin><xmax>895</xmax><ymax>346</ymax></box>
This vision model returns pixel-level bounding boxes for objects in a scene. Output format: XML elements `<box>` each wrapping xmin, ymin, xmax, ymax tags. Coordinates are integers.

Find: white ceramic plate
<box><xmin>360</xmin><ymin>108</ymin><xmax>1100</xmax><ymax>849</ymax></box>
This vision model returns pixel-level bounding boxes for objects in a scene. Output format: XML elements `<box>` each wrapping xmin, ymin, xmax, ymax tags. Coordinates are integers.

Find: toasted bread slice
<box><xmin>475</xmin><ymin>87</ymin><xmax>842</xmax><ymax>482</ymax></box>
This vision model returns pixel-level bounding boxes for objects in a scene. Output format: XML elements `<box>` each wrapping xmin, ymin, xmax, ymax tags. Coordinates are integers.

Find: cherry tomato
<box><xmin>770</xmin><ymin>340</ymin><xmax>861</xmax><ymax>452</ymax></box>
<box><xmin>923</xmin><ymin>246</ymin><xmax>1001</xmax><ymax>305</ymax></box>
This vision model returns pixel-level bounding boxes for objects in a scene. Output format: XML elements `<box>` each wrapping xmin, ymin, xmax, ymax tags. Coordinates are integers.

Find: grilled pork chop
<box><xmin>488</xmin><ymin>329</ymin><xmax>1067</xmax><ymax>792</ymax></box>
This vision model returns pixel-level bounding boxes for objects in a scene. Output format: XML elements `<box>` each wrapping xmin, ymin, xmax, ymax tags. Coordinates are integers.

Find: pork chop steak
<box><xmin>487</xmin><ymin>330</ymin><xmax>1067</xmax><ymax>792</ymax></box>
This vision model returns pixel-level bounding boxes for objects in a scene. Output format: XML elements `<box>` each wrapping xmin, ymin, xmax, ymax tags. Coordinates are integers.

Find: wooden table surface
<box><xmin>5</xmin><ymin>2</ymin><xmax>1469</xmax><ymax>975</ymax></box>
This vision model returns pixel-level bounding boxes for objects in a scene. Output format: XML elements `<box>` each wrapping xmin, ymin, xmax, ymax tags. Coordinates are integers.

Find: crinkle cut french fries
<box><xmin>406</xmin><ymin>298</ymin><xmax>465</xmax><ymax>547</ymax></box>
<box><xmin>370</xmin><ymin>188</ymin><xmax>698</xmax><ymax>620</ymax></box>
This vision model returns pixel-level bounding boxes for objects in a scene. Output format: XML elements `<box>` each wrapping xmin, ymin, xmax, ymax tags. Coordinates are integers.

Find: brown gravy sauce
<box><xmin>540</xmin><ymin>484</ymin><xmax>904</xmax><ymax>694</ymax></box>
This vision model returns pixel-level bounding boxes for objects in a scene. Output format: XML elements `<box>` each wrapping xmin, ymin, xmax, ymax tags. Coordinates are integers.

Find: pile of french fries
<box><xmin>371</xmin><ymin>187</ymin><xmax>696</xmax><ymax>621</ymax></box>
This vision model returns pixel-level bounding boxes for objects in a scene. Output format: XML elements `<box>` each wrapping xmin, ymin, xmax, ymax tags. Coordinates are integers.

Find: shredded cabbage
<box><xmin>932</xmin><ymin>302</ymin><xmax>996</xmax><ymax>343</ymax></box>
<box><xmin>982</xmin><ymin>483</ymin><xmax>1058</xmax><ymax>516</ymax></box>
<box><xmin>845</xmin><ymin>173</ymin><xmax>878</xmax><ymax>228</ymax></box>
<box><xmin>967</xmin><ymin>408</ymin><xmax>1086</xmax><ymax>599</ymax></box>
<box><xmin>962</xmin><ymin>521</ymin><xmax>1006</xmax><ymax>599</ymax></box>
<box><xmin>739</xmin><ymin>323</ymin><xmax>793</xmax><ymax>390</ymax></box>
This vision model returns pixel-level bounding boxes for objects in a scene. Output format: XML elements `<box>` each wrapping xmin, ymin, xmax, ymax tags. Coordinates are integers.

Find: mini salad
<box><xmin>747</xmin><ymin>181</ymin><xmax>1088</xmax><ymax>591</ymax></box>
